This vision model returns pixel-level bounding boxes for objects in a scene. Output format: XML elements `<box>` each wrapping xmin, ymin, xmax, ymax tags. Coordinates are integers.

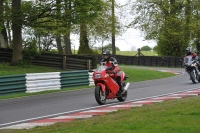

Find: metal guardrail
<box><xmin>60</xmin><ymin>70</ymin><xmax>89</xmax><ymax>88</ymax></box>
<box><xmin>26</xmin><ymin>72</ymin><xmax>61</xmax><ymax>93</ymax></box>
<box><xmin>0</xmin><ymin>70</ymin><xmax>91</xmax><ymax>95</ymax></box>
<box><xmin>0</xmin><ymin>74</ymin><xmax>26</xmax><ymax>95</ymax></box>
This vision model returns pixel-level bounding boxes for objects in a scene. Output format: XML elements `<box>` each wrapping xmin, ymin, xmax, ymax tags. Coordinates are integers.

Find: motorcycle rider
<box><xmin>100</xmin><ymin>50</ymin><xmax>125</xmax><ymax>95</ymax></box>
<box><xmin>185</xmin><ymin>47</ymin><xmax>200</xmax><ymax>71</ymax></box>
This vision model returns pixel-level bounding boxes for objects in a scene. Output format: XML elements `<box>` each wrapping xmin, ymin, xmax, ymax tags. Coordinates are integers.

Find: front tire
<box><xmin>189</xmin><ymin>71</ymin><xmax>196</xmax><ymax>84</ymax></box>
<box><xmin>117</xmin><ymin>91</ymin><xmax>127</xmax><ymax>102</ymax></box>
<box><xmin>94</xmin><ymin>85</ymin><xmax>106</xmax><ymax>105</ymax></box>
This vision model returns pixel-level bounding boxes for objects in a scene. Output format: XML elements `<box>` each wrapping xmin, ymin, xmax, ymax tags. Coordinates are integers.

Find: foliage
<box><xmin>128</xmin><ymin>0</ymin><xmax>200</xmax><ymax>57</ymax></box>
<box><xmin>153</xmin><ymin>45</ymin><xmax>158</xmax><ymax>52</ymax></box>
<box><xmin>87</xmin><ymin>0</ymin><xmax>123</xmax><ymax>46</ymax></box>
<box><xmin>23</xmin><ymin>38</ymin><xmax>40</xmax><ymax>61</ymax></box>
<box><xmin>140</xmin><ymin>45</ymin><xmax>152</xmax><ymax>51</ymax></box>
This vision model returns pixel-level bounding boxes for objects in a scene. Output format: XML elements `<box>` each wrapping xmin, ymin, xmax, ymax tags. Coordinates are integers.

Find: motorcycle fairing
<box><xmin>96</xmin><ymin>83</ymin><xmax>106</xmax><ymax>93</ymax></box>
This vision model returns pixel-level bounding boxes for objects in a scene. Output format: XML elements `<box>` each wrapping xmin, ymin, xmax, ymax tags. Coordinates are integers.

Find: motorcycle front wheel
<box><xmin>94</xmin><ymin>85</ymin><xmax>106</xmax><ymax>105</ymax></box>
<box><xmin>189</xmin><ymin>71</ymin><xmax>196</xmax><ymax>84</ymax></box>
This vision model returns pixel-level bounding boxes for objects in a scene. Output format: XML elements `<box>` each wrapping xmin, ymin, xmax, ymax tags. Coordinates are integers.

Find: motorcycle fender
<box><xmin>96</xmin><ymin>83</ymin><xmax>106</xmax><ymax>93</ymax></box>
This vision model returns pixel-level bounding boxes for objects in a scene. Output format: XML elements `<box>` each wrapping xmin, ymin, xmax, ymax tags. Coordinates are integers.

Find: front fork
<box><xmin>194</xmin><ymin>68</ymin><xmax>199</xmax><ymax>80</ymax></box>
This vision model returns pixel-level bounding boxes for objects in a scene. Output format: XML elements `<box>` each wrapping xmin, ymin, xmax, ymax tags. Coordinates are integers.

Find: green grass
<box><xmin>116</xmin><ymin>51</ymin><xmax>158</xmax><ymax>56</ymax></box>
<box><xmin>121</xmin><ymin>67</ymin><xmax>174</xmax><ymax>82</ymax></box>
<box><xmin>0</xmin><ymin>63</ymin><xmax>62</xmax><ymax>76</ymax></box>
<box><xmin>2</xmin><ymin>96</ymin><xmax>200</xmax><ymax>133</ymax></box>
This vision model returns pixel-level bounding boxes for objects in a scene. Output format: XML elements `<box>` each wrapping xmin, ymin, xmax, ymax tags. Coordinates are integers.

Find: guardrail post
<box><xmin>63</xmin><ymin>55</ymin><xmax>66</xmax><ymax>70</ymax></box>
<box><xmin>87</xmin><ymin>59</ymin><xmax>91</xmax><ymax>70</ymax></box>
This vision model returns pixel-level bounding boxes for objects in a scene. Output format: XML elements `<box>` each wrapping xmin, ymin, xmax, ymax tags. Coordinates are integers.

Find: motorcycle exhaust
<box><xmin>124</xmin><ymin>82</ymin><xmax>130</xmax><ymax>91</ymax></box>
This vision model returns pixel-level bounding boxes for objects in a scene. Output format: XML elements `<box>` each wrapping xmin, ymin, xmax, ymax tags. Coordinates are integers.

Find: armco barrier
<box><xmin>88</xmin><ymin>72</ymin><xmax>94</xmax><ymax>86</ymax></box>
<box><xmin>0</xmin><ymin>74</ymin><xmax>26</xmax><ymax>95</ymax></box>
<box><xmin>0</xmin><ymin>70</ymin><xmax>93</xmax><ymax>95</ymax></box>
<box><xmin>60</xmin><ymin>70</ymin><xmax>89</xmax><ymax>88</ymax></box>
<box><xmin>26</xmin><ymin>72</ymin><xmax>61</xmax><ymax>93</ymax></box>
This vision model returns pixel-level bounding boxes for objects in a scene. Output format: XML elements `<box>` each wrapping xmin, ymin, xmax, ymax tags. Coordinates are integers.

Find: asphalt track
<box><xmin>0</xmin><ymin>66</ymin><xmax>199</xmax><ymax>128</ymax></box>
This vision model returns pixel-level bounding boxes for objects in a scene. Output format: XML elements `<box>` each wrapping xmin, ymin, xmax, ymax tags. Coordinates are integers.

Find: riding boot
<box><xmin>118</xmin><ymin>81</ymin><xmax>125</xmax><ymax>93</ymax></box>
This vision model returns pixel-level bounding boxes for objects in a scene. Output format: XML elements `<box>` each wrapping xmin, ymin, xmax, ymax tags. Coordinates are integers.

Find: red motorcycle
<box><xmin>91</xmin><ymin>66</ymin><xmax>130</xmax><ymax>105</ymax></box>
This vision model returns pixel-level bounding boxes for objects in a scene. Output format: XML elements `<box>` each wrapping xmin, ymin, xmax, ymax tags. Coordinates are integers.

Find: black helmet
<box><xmin>186</xmin><ymin>47</ymin><xmax>191</xmax><ymax>54</ymax></box>
<box><xmin>102</xmin><ymin>50</ymin><xmax>111</xmax><ymax>60</ymax></box>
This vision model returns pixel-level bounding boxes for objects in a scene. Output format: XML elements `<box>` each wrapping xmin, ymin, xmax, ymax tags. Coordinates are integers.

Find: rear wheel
<box><xmin>94</xmin><ymin>85</ymin><xmax>106</xmax><ymax>105</ymax></box>
<box><xmin>117</xmin><ymin>90</ymin><xmax>127</xmax><ymax>102</ymax></box>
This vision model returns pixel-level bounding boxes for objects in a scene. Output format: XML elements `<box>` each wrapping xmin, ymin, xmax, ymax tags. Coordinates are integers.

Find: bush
<box><xmin>23</xmin><ymin>39</ymin><xmax>40</xmax><ymax>61</ymax></box>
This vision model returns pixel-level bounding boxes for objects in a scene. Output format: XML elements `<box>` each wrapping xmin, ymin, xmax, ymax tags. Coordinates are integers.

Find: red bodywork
<box><xmin>92</xmin><ymin>66</ymin><xmax>125</xmax><ymax>99</ymax></box>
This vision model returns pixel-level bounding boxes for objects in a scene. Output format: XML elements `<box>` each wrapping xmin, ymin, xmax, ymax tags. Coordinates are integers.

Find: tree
<box><xmin>140</xmin><ymin>45</ymin><xmax>152</xmax><ymax>51</ymax></box>
<box><xmin>55</xmin><ymin>0</ymin><xmax>63</xmax><ymax>55</ymax></box>
<box><xmin>77</xmin><ymin>0</ymin><xmax>108</xmax><ymax>54</ymax></box>
<box><xmin>0</xmin><ymin>0</ymin><xmax>124</xmax><ymax>62</ymax></box>
<box><xmin>0</xmin><ymin>0</ymin><xmax>8</xmax><ymax>48</ymax></box>
<box><xmin>11</xmin><ymin>0</ymin><xmax>22</xmax><ymax>65</ymax></box>
<box><xmin>128</xmin><ymin>0</ymin><xmax>199</xmax><ymax>56</ymax></box>
<box><xmin>63</xmin><ymin>0</ymin><xmax>72</xmax><ymax>55</ymax></box>
<box><xmin>153</xmin><ymin>45</ymin><xmax>158</xmax><ymax>52</ymax></box>
<box><xmin>78</xmin><ymin>23</ymin><xmax>93</xmax><ymax>54</ymax></box>
<box><xmin>111</xmin><ymin>0</ymin><xmax>116</xmax><ymax>55</ymax></box>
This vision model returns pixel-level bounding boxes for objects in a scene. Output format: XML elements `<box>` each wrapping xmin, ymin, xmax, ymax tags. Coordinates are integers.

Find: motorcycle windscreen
<box><xmin>96</xmin><ymin>66</ymin><xmax>107</xmax><ymax>72</ymax></box>
<box><xmin>184</xmin><ymin>56</ymin><xmax>193</xmax><ymax>65</ymax></box>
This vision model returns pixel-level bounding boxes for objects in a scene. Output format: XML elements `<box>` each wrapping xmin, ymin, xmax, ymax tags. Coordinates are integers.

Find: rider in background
<box><xmin>100</xmin><ymin>50</ymin><xmax>125</xmax><ymax>93</ymax></box>
<box><xmin>185</xmin><ymin>47</ymin><xmax>200</xmax><ymax>71</ymax></box>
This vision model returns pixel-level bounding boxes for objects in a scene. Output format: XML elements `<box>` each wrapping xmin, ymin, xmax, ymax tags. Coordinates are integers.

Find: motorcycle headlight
<box><xmin>95</xmin><ymin>74</ymin><xmax>101</xmax><ymax>79</ymax></box>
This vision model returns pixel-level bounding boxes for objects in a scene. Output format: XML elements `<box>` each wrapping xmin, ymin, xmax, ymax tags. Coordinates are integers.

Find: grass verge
<box><xmin>3</xmin><ymin>95</ymin><xmax>200</xmax><ymax>133</ymax></box>
<box><xmin>0</xmin><ymin>63</ymin><xmax>62</xmax><ymax>76</ymax></box>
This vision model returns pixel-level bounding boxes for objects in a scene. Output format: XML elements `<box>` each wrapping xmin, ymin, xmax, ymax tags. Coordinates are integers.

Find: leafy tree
<box><xmin>153</xmin><ymin>45</ymin><xmax>158</xmax><ymax>52</ymax></box>
<box><xmin>140</xmin><ymin>45</ymin><xmax>152</xmax><ymax>51</ymax></box>
<box><xmin>0</xmin><ymin>0</ymin><xmax>124</xmax><ymax>64</ymax></box>
<box><xmin>77</xmin><ymin>0</ymin><xmax>110</xmax><ymax>54</ymax></box>
<box><xmin>128</xmin><ymin>0</ymin><xmax>200</xmax><ymax>57</ymax></box>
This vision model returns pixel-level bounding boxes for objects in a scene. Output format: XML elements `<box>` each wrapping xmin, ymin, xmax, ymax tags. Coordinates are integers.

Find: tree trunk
<box><xmin>184</xmin><ymin>0</ymin><xmax>191</xmax><ymax>47</ymax></box>
<box><xmin>55</xmin><ymin>0</ymin><xmax>63</xmax><ymax>55</ymax></box>
<box><xmin>63</xmin><ymin>0</ymin><xmax>72</xmax><ymax>55</ymax></box>
<box><xmin>78</xmin><ymin>23</ymin><xmax>91</xmax><ymax>54</ymax></box>
<box><xmin>63</xmin><ymin>33</ymin><xmax>72</xmax><ymax>55</ymax></box>
<box><xmin>111</xmin><ymin>0</ymin><xmax>116</xmax><ymax>55</ymax></box>
<box><xmin>6</xmin><ymin>20</ymin><xmax>12</xmax><ymax>47</ymax></box>
<box><xmin>11</xmin><ymin>0</ymin><xmax>22</xmax><ymax>65</ymax></box>
<box><xmin>56</xmin><ymin>36</ymin><xmax>63</xmax><ymax>54</ymax></box>
<box><xmin>0</xmin><ymin>25</ymin><xmax>8</xmax><ymax>48</ymax></box>
<box><xmin>0</xmin><ymin>0</ymin><xmax>8</xmax><ymax>48</ymax></box>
